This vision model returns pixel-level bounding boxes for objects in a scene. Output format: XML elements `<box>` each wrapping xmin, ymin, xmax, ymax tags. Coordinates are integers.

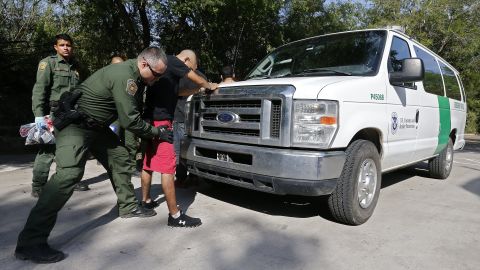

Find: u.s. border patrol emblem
<box><xmin>391</xmin><ymin>112</ymin><xmax>398</xmax><ymax>135</ymax></box>
<box><xmin>38</xmin><ymin>62</ymin><xmax>47</xmax><ymax>71</ymax></box>
<box><xmin>126</xmin><ymin>79</ymin><xmax>138</xmax><ymax>96</ymax></box>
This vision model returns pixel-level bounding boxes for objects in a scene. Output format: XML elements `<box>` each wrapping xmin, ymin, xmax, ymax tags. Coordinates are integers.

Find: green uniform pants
<box><xmin>111</xmin><ymin>120</ymin><xmax>140</xmax><ymax>173</ymax></box>
<box><xmin>17</xmin><ymin>123</ymin><xmax>138</xmax><ymax>247</ymax></box>
<box><xmin>119</xmin><ymin>128</ymin><xmax>139</xmax><ymax>172</ymax></box>
<box><xmin>32</xmin><ymin>144</ymin><xmax>56</xmax><ymax>192</ymax></box>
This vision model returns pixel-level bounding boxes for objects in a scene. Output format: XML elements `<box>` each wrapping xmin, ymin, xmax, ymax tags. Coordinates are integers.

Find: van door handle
<box><xmin>415</xmin><ymin>110</ymin><xmax>419</xmax><ymax>123</ymax></box>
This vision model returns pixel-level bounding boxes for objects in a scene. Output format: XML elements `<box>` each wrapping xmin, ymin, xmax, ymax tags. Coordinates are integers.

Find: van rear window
<box><xmin>439</xmin><ymin>61</ymin><xmax>462</xmax><ymax>101</ymax></box>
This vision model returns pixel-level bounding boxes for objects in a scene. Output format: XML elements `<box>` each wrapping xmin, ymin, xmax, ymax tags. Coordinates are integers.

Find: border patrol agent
<box><xmin>109</xmin><ymin>56</ymin><xmax>145</xmax><ymax>176</ymax></box>
<box><xmin>31</xmin><ymin>34</ymin><xmax>89</xmax><ymax>197</ymax></box>
<box><xmin>15</xmin><ymin>47</ymin><xmax>172</xmax><ymax>264</ymax></box>
<box><xmin>109</xmin><ymin>56</ymin><xmax>143</xmax><ymax>175</ymax></box>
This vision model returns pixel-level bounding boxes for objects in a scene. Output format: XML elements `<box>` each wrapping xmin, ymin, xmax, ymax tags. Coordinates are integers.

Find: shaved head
<box><xmin>177</xmin><ymin>49</ymin><xmax>198</xmax><ymax>70</ymax></box>
<box><xmin>111</xmin><ymin>56</ymin><xmax>124</xmax><ymax>64</ymax></box>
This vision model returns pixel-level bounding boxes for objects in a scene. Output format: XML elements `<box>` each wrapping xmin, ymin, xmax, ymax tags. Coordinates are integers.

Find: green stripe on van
<box><xmin>435</xmin><ymin>96</ymin><xmax>451</xmax><ymax>154</ymax></box>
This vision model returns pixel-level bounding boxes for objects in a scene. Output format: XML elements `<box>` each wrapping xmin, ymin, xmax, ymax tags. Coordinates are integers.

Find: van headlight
<box><xmin>292</xmin><ymin>100</ymin><xmax>338</xmax><ymax>148</ymax></box>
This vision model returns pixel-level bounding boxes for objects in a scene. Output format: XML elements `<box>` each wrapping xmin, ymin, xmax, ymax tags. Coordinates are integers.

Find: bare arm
<box><xmin>178</xmin><ymin>70</ymin><xmax>219</xmax><ymax>96</ymax></box>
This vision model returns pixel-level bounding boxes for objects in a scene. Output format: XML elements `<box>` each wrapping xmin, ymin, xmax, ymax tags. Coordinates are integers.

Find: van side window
<box><xmin>439</xmin><ymin>61</ymin><xmax>462</xmax><ymax>101</ymax></box>
<box><xmin>413</xmin><ymin>46</ymin><xmax>444</xmax><ymax>96</ymax></box>
<box><xmin>389</xmin><ymin>36</ymin><xmax>414</xmax><ymax>88</ymax></box>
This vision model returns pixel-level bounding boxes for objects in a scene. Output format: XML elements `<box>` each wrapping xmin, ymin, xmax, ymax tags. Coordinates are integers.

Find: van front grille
<box><xmin>197</xmin><ymin>98</ymin><xmax>281</xmax><ymax>139</ymax></box>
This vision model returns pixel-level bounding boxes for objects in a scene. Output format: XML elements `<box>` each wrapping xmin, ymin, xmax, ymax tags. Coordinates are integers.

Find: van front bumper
<box><xmin>181</xmin><ymin>138</ymin><xmax>346</xmax><ymax>196</ymax></box>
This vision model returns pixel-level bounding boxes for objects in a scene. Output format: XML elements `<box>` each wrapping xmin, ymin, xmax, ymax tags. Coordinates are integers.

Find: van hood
<box><xmin>220</xmin><ymin>76</ymin><xmax>363</xmax><ymax>98</ymax></box>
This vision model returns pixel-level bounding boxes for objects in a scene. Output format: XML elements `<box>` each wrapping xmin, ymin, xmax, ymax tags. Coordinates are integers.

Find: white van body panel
<box><xmin>413</xmin><ymin>91</ymin><xmax>441</xmax><ymax>161</ymax></box>
<box><xmin>317</xmin><ymin>76</ymin><xmax>387</xmax><ymax>149</ymax></box>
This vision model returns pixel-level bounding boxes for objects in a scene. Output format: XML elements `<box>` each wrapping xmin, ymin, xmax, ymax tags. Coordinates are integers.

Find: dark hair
<box><xmin>54</xmin><ymin>34</ymin><xmax>73</xmax><ymax>45</ymax></box>
<box><xmin>221</xmin><ymin>65</ymin><xmax>234</xmax><ymax>78</ymax></box>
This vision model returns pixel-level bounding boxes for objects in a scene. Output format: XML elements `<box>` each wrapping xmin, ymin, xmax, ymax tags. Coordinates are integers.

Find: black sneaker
<box><xmin>141</xmin><ymin>200</ymin><xmax>159</xmax><ymax>209</ymax></box>
<box><xmin>120</xmin><ymin>206</ymin><xmax>157</xmax><ymax>218</ymax></box>
<box><xmin>74</xmin><ymin>182</ymin><xmax>90</xmax><ymax>191</ymax></box>
<box><xmin>15</xmin><ymin>243</ymin><xmax>65</xmax><ymax>263</ymax></box>
<box><xmin>168</xmin><ymin>211</ymin><xmax>202</xmax><ymax>228</ymax></box>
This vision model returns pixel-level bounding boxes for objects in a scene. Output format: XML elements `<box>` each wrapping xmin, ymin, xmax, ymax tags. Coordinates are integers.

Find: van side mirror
<box><xmin>389</xmin><ymin>58</ymin><xmax>424</xmax><ymax>84</ymax></box>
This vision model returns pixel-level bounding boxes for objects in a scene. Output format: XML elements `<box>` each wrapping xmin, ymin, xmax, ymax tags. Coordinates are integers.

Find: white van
<box><xmin>182</xmin><ymin>28</ymin><xmax>467</xmax><ymax>225</ymax></box>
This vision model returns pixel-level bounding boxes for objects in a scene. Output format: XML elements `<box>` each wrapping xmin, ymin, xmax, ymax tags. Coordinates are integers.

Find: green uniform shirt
<box><xmin>32</xmin><ymin>54</ymin><xmax>80</xmax><ymax>117</ymax></box>
<box><xmin>76</xmin><ymin>59</ymin><xmax>158</xmax><ymax>138</ymax></box>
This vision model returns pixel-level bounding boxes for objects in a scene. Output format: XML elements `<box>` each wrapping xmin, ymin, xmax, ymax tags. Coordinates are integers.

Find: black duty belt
<box><xmin>81</xmin><ymin>116</ymin><xmax>106</xmax><ymax>131</ymax></box>
<box><xmin>49</xmin><ymin>100</ymin><xmax>59</xmax><ymax>107</ymax></box>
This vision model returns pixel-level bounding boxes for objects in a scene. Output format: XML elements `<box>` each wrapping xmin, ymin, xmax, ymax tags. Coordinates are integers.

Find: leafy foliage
<box><xmin>0</xmin><ymin>0</ymin><xmax>479</xmax><ymax>133</ymax></box>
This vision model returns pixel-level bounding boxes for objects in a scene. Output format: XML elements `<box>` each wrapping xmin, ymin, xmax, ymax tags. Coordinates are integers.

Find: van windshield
<box><xmin>246</xmin><ymin>30</ymin><xmax>387</xmax><ymax>79</ymax></box>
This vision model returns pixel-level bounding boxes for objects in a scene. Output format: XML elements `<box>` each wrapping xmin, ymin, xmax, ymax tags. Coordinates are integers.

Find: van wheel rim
<box><xmin>445</xmin><ymin>145</ymin><xmax>453</xmax><ymax>172</ymax></box>
<box><xmin>357</xmin><ymin>158</ymin><xmax>377</xmax><ymax>209</ymax></box>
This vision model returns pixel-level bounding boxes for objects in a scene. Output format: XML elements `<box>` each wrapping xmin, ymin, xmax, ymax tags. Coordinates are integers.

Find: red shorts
<box><xmin>143</xmin><ymin>120</ymin><xmax>176</xmax><ymax>174</ymax></box>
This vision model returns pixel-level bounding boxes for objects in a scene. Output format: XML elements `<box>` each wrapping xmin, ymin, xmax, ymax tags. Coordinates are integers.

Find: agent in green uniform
<box><xmin>31</xmin><ymin>34</ymin><xmax>89</xmax><ymax>197</ymax></box>
<box><xmin>109</xmin><ymin>56</ymin><xmax>144</xmax><ymax>176</ymax></box>
<box><xmin>15</xmin><ymin>47</ymin><xmax>172</xmax><ymax>264</ymax></box>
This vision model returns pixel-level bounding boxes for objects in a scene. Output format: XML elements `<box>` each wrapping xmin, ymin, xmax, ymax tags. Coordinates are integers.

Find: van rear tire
<box><xmin>429</xmin><ymin>138</ymin><xmax>454</xmax><ymax>179</ymax></box>
<box><xmin>328</xmin><ymin>140</ymin><xmax>381</xmax><ymax>225</ymax></box>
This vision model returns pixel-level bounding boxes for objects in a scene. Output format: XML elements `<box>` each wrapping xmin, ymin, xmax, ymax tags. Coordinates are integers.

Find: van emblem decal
<box><xmin>216</xmin><ymin>111</ymin><xmax>238</xmax><ymax>123</ymax></box>
<box><xmin>391</xmin><ymin>112</ymin><xmax>398</xmax><ymax>135</ymax></box>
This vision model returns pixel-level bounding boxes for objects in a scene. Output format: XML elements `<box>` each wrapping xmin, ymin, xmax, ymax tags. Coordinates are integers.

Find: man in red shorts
<box><xmin>141</xmin><ymin>49</ymin><xmax>218</xmax><ymax>227</ymax></box>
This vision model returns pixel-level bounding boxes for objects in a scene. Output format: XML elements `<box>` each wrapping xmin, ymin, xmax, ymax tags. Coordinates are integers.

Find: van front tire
<box><xmin>328</xmin><ymin>140</ymin><xmax>381</xmax><ymax>225</ymax></box>
<box><xmin>429</xmin><ymin>138</ymin><xmax>454</xmax><ymax>179</ymax></box>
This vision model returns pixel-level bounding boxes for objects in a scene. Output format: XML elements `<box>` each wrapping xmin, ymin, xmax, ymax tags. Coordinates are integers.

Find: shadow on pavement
<box><xmin>0</xmin><ymin>154</ymin><xmax>35</xmax><ymax>165</ymax></box>
<box><xmin>204</xmin><ymin>216</ymin><xmax>321</xmax><ymax>270</ymax></box>
<box><xmin>381</xmin><ymin>161</ymin><xmax>430</xmax><ymax>189</ymax></box>
<box><xmin>463</xmin><ymin>177</ymin><xmax>480</xmax><ymax>197</ymax></box>
<box><xmin>463</xmin><ymin>136</ymin><xmax>480</xmax><ymax>153</ymax></box>
<box><xmin>0</xmin><ymin>181</ymin><xmax>120</xmax><ymax>263</ymax></box>
<box><xmin>133</xmin><ymin>183</ymin><xmax>198</xmax><ymax>213</ymax></box>
<box><xmin>51</xmin><ymin>206</ymin><xmax>118</xmax><ymax>248</ymax></box>
<box><xmin>90</xmin><ymin>215</ymin><xmax>322</xmax><ymax>270</ymax></box>
<box><xmin>195</xmin><ymin>161</ymin><xmax>437</xmax><ymax>222</ymax></box>
<box><xmin>82</xmin><ymin>172</ymin><xmax>109</xmax><ymax>185</ymax></box>
<box><xmin>196</xmin><ymin>179</ymin><xmax>334</xmax><ymax>221</ymax></box>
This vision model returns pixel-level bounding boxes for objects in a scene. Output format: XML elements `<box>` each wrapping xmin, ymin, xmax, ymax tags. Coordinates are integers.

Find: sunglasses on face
<box><xmin>143</xmin><ymin>57</ymin><xmax>163</xmax><ymax>77</ymax></box>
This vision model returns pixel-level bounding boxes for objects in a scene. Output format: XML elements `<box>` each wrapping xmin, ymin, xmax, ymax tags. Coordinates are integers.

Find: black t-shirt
<box><xmin>174</xmin><ymin>70</ymin><xmax>207</xmax><ymax>122</ymax></box>
<box><xmin>144</xmin><ymin>55</ymin><xmax>190</xmax><ymax>120</ymax></box>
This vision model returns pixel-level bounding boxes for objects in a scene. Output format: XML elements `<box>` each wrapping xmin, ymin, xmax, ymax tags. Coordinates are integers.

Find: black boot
<box><xmin>15</xmin><ymin>243</ymin><xmax>65</xmax><ymax>263</ymax></box>
<box><xmin>120</xmin><ymin>206</ymin><xmax>157</xmax><ymax>218</ymax></box>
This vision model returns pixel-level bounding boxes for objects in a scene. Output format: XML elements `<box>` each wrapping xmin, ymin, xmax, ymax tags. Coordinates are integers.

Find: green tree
<box><xmin>0</xmin><ymin>0</ymin><xmax>65</xmax><ymax>126</ymax></box>
<box><xmin>157</xmin><ymin>0</ymin><xmax>284</xmax><ymax>79</ymax></box>
<box><xmin>366</xmin><ymin>0</ymin><xmax>480</xmax><ymax>132</ymax></box>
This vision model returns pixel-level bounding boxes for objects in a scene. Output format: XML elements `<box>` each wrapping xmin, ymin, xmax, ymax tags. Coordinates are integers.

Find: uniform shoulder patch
<box><xmin>126</xmin><ymin>79</ymin><xmax>138</xmax><ymax>96</ymax></box>
<box><xmin>38</xmin><ymin>62</ymin><xmax>48</xmax><ymax>71</ymax></box>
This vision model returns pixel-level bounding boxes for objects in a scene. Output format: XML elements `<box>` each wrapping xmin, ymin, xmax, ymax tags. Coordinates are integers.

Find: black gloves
<box><xmin>155</xmin><ymin>125</ymin><xmax>173</xmax><ymax>143</ymax></box>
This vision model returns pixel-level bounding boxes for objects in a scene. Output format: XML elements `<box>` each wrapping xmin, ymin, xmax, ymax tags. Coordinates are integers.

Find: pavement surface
<box><xmin>0</xmin><ymin>136</ymin><xmax>479</xmax><ymax>270</ymax></box>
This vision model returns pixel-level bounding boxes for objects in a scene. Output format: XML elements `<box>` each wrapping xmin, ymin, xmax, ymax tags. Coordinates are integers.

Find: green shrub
<box><xmin>466</xmin><ymin>110</ymin><xmax>478</xmax><ymax>134</ymax></box>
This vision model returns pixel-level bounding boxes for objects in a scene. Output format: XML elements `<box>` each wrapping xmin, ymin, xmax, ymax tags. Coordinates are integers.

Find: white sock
<box><xmin>172</xmin><ymin>211</ymin><xmax>181</xmax><ymax>219</ymax></box>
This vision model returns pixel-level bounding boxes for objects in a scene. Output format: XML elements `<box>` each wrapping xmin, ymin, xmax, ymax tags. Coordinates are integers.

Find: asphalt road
<box><xmin>0</xmin><ymin>137</ymin><xmax>479</xmax><ymax>270</ymax></box>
